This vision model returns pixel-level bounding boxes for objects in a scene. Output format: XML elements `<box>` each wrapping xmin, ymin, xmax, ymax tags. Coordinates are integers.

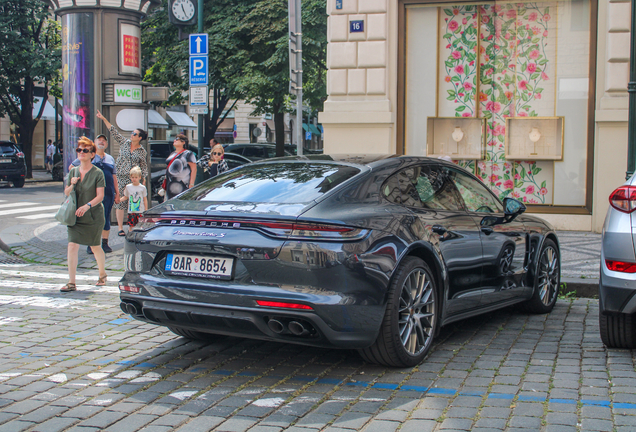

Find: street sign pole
<box><xmin>195</xmin><ymin>0</ymin><xmax>205</xmax><ymax>184</ymax></box>
<box><xmin>289</xmin><ymin>0</ymin><xmax>303</xmax><ymax>156</ymax></box>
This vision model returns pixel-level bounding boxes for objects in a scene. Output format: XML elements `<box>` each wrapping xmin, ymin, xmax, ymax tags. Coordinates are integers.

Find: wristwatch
<box><xmin>87</xmin><ymin>202</ymin><xmax>92</xmax><ymax>208</ymax></box>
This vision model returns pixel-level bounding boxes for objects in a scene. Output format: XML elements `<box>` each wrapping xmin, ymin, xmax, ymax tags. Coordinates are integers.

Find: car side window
<box><xmin>242</xmin><ymin>147</ymin><xmax>263</xmax><ymax>158</ymax></box>
<box><xmin>383</xmin><ymin>165</ymin><xmax>463</xmax><ymax>211</ymax></box>
<box><xmin>450</xmin><ymin>168</ymin><xmax>504</xmax><ymax>213</ymax></box>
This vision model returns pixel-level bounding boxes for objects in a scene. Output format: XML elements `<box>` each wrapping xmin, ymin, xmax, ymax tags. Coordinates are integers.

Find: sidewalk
<box><xmin>1</xmin><ymin>221</ymin><xmax>602</xmax><ymax>294</ymax></box>
<box><xmin>26</xmin><ymin>168</ymin><xmax>58</xmax><ymax>183</ymax></box>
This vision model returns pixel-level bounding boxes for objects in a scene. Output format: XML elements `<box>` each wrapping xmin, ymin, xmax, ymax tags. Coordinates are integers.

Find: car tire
<box><xmin>12</xmin><ymin>178</ymin><xmax>24</xmax><ymax>188</ymax></box>
<box><xmin>358</xmin><ymin>256</ymin><xmax>438</xmax><ymax>367</ymax></box>
<box><xmin>600</xmin><ymin>312</ymin><xmax>636</xmax><ymax>349</ymax></box>
<box><xmin>168</xmin><ymin>327</ymin><xmax>215</xmax><ymax>341</ymax></box>
<box><xmin>519</xmin><ymin>238</ymin><xmax>560</xmax><ymax>314</ymax></box>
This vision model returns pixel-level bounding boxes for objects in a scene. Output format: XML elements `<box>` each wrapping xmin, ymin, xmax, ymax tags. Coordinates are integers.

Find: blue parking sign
<box><xmin>306</xmin><ymin>131</ymin><xmax>312</xmax><ymax>140</ymax></box>
<box><xmin>190</xmin><ymin>56</ymin><xmax>208</xmax><ymax>86</ymax></box>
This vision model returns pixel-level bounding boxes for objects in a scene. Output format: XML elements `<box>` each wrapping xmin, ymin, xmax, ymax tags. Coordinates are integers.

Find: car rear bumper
<box><xmin>600</xmin><ymin>250</ymin><xmax>636</xmax><ymax>314</ymax></box>
<box><xmin>119</xmin><ymin>271</ymin><xmax>385</xmax><ymax>349</ymax></box>
<box><xmin>0</xmin><ymin>165</ymin><xmax>26</xmax><ymax>179</ymax></box>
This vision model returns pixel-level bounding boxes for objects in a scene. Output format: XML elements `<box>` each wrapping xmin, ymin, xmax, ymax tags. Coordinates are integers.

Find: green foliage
<box><xmin>0</xmin><ymin>0</ymin><xmax>61</xmax><ymax>176</ymax></box>
<box><xmin>142</xmin><ymin>0</ymin><xmax>327</xmax><ymax>144</ymax></box>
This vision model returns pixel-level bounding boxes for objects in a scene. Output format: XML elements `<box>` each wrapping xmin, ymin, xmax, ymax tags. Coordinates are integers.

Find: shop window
<box><xmin>405</xmin><ymin>1</ymin><xmax>592</xmax><ymax>207</ymax></box>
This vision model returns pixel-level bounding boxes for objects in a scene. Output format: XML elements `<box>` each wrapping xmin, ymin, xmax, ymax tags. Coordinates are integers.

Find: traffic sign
<box><xmin>189</xmin><ymin>33</ymin><xmax>208</xmax><ymax>56</ymax></box>
<box><xmin>190</xmin><ymin>86</ymin><xmax>208</xmax><ymax>106</ymax></box>
<box><xmin>189</xmin><ymin>56</ymin><xmax>208</xmax><ymax>85</ymax></box>
<box><xmin>190</xmin><ymin>107</ymin><xmax>208</xmax><ymax>114</ymax></box>
<box><xmin>306</xmin><ymin>131</ymin><xmax>312</xmax><ymax>140</ymax></box>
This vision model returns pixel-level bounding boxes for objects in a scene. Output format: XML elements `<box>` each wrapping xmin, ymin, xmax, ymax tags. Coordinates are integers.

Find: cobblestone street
<box><xmin>0</xmin><ymin>260</ymin><xmax>634</xmax><ymax>432</ymax></box>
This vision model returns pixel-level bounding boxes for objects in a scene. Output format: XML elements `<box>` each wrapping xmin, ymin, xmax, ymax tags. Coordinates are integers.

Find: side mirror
<box><xmin>503</xmin><ymin>197</ymin><xmax>526</xmax><ymax>217</ymax></box>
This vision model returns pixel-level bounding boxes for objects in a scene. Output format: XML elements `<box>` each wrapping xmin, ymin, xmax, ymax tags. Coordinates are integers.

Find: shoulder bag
<box><xmin>55</xmin><ymin>167</ymin><xmax>77</xmax><ymax>226</ymax></box>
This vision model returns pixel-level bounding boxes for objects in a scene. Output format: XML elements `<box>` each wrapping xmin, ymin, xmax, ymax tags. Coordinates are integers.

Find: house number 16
<box><xmin>350</xmin><ymin>20</ymin><xmax>364</xmax><ymax>33</ymax></box>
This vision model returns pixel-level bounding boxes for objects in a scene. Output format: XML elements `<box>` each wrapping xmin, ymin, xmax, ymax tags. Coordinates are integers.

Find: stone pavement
<box><xmin>0</xmin><ymin>259</ymin><xmax>634</xmax><ymax>432</ymax></box>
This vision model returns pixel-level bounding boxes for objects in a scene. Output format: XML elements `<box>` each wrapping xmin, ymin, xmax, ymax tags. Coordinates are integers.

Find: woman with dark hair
<box><xmin>96</xmin><ymin>110</ymin><xmax>149</xmax><ymax>236</ymax></box>
<box><xmin>164</xmin><ymin>133</ymin><xmax>197</xmax><ymax>200</ymax></box>
<box><xmin>61</xmin><ymin>137</ymin><xmax>107</xmax><ymax>292</ymax></box>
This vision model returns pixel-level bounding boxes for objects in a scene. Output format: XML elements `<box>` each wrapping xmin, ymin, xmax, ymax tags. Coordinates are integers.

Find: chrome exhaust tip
<box><xmin>288</xmin><ymin>321</ymin><xmax>310</xmax><ymax>337</ymax></box>
<box><xmin>267</xmin><ymin>319</ymin><xmax>285</xmax><ymax>334</ymax></box>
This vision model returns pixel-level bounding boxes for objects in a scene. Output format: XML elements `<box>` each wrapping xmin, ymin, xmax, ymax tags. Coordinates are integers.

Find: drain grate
<box><xmin>0</xmin><ymin>253</ymin><xmax>25</xmax><ymax>264</ymax></box>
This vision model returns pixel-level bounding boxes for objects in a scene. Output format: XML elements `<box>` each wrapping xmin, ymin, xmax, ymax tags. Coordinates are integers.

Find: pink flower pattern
<box><xmin>442</xmin><ymin>3</ymin><xmax>552</xmax><ymax>203</ymax></box>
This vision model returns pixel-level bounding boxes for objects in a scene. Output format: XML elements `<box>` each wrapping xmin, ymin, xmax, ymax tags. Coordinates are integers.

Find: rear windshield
<box><xmin>0</xmin><ymin>145</ymin><xmax>15</xmax><ymax>154</ymax></box>
<box><xmin>180</xmin><ymin>163</ymin><xmax>361</xmax><ymax>204</ymax></box>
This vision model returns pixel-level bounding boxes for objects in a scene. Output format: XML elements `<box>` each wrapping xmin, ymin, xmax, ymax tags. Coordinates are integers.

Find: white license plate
<box><xmin>0</xmin><ymin>159</ymin><xmax>10</xmax><ymax>163</ymax></box>
<box><xmin>165</xmin><ymin>254</ymin><xmax>233</xmax><ymax>280</ymax></box>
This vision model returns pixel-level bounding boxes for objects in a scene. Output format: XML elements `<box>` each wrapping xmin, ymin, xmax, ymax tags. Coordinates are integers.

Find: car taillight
<box><xmin>131</xmin><ymin>217</ymin><xmax>164</xmax><ymax>231</ymax></box>
<box><xmin>605</xmin><ymin>260</ymin><xmax>636</xmax><ymax>273</ymax></box>
<box><xmin>16</xmin><ymin>152</ymin><xmax>24</xmax><ymax>158</ymax></box>
<box><xmin>609</xmin><ymin>186</ymin><xmax>636</xmax><ymax>213</ymax></box>
<box><xmin>256</xmin><ymin>300</ymin><xmax>313</xmax><ymax>310</ymax></box>
<box><xmin>119</xmin><ymin>284</ymin><xmax>140</xmax><ymax>293</ymax></box>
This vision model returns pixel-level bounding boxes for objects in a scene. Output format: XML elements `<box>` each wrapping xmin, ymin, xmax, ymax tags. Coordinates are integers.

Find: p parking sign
<box><xmin>189</xmin><ymin>56</ymin><xmax>208</xmax><ymax>86</ymax></box>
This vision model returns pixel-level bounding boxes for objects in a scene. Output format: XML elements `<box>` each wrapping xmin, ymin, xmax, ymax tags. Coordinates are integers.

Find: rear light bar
<box><xmin>605</xmin><ymin>260</ymin><xmax>636</xmax><ymax>273</ymax></box>
<box><xmin>256</xmin><ymin>300</ymin><xmax>313</xmax><ymax>310</ymax></box>
<box><xmin>132</xmin><ymin>216</ymin><xmax>368</xmax><ymax>241</ymax></box>
<box><xmin>119</xmin><ymin>284</ymin><xmax>141</xmax><ymax>293</ymax></box>
<box><xmin>609</xmin><ymin>186</ymin><xmax>636</xmax><ymax>213</ymax></box>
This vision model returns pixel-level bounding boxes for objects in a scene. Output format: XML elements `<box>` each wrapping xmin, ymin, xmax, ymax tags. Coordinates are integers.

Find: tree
<box><xmin>229</xmin><ymin>0</ymin><xmax>327</xmax><ymax>156</ymax></box>
<box><xmin>0</xmin><ymin>0</ymin><xmax>61</xmax><ymax>178</ymax></box>
<box><xmin>141</xmin><ymin>0</ymin><xmax>327</xmax><ymax>155</ymax></box>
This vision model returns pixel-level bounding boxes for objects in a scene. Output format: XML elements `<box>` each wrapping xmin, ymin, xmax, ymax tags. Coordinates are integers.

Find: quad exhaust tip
<box><xmin>267</xmin><ymin>319</ymin><xmax>285</xmax><ymax>334</ymax></box>
<box><xmin>267</xmin><ymin>318</ymin><xmax>314</xmax><ymax>337</ymax></box>
<box><xmin>288</xmin><ymin>321</ymin><xmax>310</xmax><ymax>336</ymax></box>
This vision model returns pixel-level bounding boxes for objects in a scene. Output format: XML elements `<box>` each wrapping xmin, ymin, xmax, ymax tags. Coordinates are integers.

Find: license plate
<box><xmin>165</xmin><ymin>254</ymin><xmax>233</xmax><ymax>280</ymax></box>
<box><xmin>0</xmin><ymin>159</ymin><xmax>10</xmax><ymax>163</ymax></box>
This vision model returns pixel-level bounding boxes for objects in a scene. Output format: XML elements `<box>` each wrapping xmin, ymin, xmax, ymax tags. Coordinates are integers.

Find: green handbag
<box><xmin>55</xmin><ymin>168</ymin><xmax>77</xmax><ymax>226</ymax></box>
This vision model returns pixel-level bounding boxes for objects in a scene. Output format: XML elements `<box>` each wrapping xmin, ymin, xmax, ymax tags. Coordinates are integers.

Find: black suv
<box><xmin>0</xmin><ymin>141</ymin><xmax>26</xmax><ymax>188</ymax></box>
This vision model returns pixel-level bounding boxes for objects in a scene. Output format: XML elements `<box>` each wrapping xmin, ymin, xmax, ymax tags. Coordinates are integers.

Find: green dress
<box><xmin>67</xmin><ymin>166</ymin><xmax>106</xmax><ymax>246</ymax></box>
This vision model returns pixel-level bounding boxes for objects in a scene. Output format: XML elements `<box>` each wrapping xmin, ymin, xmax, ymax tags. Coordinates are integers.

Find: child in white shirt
<box><xmin>124</xmin><ymin>166</ymin><xmax>148</xmax><ymax>227</ymax></box>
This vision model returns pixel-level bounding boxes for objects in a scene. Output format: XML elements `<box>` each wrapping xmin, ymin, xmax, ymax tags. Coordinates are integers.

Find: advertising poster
<box><xmin>120</xmin><ymin>23</ymin><xmax>141</xmax><ymax>76</ymax></box>
<box><xmin>61</xmin><ymin>13</ymin><xmax>95</xmax><ymax>175</ymax></box>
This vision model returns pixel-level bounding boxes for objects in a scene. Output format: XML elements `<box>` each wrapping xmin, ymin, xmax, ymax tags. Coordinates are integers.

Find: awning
<box><xmin>166</xmin><ymin>111</ymin><xmax>197</xmax><ymax>130</ymax></box>
<box><xmin>302</xmin><ymin>123</ymin><xmax>321</xmax><ymax>135</ymax></box>
<box><xmin>148</xmin><ymin>110</ymin><xmax>169</xmax><ymax>129</ymax></box>
<box><xmin>33</xmin><ymin>97</ymin><xmax>60</xmax><ymax>121</ymax></box>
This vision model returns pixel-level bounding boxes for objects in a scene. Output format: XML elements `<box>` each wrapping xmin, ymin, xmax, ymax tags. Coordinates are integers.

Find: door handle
<box><xmin>432</xmin><ymin>225</ymin><xmax>447</xmax><ymax>235</ymax></box>
<box><xmin>481</xmin><ymin>226</ymin><xmax>494</xmax><ymax>235</ymax></box>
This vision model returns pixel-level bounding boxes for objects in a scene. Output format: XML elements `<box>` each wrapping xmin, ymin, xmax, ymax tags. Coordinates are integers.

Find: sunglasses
<box><xmin>213</xmin><ymin>152</ymin><xmax>223</xmax><ymax>156</ymax></box>
<box><xmin>131</xmin><ymin>132</ymin><xmax>138</xmax><ymax>137</ymax></box>
<box><xmin>75</xmin><ymin>148</ymin><xmax>91</xmax><ymax>153</ymax></box>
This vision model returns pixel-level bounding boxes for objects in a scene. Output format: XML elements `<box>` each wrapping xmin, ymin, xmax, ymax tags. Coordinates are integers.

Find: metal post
<box><xmin>627</xmin><ymin>0</ymin><xmax>636</xmax><ymax>179</ymax></box>
<box><xmin>295</xmin><ymin>0</ymin><xmax>303</xmax><ymax>156</ymax></box>
<box><xmin>195</xmin><ymin>0</ymin><xmax>205</xmax><ymax>184</ymax></box>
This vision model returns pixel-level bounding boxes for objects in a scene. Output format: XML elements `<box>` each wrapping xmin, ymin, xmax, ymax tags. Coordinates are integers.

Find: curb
<box><xmin>561</xmin><ymin>277</ymin><xmax>598</xmax><ymax>299</ymax></box>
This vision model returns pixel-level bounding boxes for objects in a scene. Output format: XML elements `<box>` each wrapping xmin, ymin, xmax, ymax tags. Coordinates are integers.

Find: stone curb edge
<box><xmin>561</xmin><ymin>277</ymin><xmax>598</xmax><ymax>298</ymax></box>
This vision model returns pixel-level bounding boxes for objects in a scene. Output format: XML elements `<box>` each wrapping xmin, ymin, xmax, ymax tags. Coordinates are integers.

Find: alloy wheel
<box><xmin>538</xmin><ymin>245</ymin><xmax>559</xmax><ymax>306</ymax></box>
<box><xmin>398</xmin><ymin>268</ymin><xmax>436</xmax><ymax>356</ymax></box>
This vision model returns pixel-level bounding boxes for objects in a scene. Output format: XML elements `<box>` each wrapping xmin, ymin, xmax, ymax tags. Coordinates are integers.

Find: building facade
<box><xmin>319</xmin><ymin>0</ymin><xmax>628</xmax><ymax>232</ymax></box>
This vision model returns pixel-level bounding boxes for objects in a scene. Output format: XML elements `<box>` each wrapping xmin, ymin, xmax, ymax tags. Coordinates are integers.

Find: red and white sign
<box><xmin>120</xmin><ymin>23</ymin><xmax>141</xmax><ymax>75</ymax></box>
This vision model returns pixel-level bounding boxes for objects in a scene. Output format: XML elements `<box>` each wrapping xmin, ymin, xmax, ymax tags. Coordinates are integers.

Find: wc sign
<box><xmin>113</xmin><ymin>84</ymin><xmax>143</xmax><ymax>103</ymax></box>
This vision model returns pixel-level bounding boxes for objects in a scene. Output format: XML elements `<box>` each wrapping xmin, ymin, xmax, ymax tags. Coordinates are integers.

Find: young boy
<box><xmin>123</xmin><ymin>166</ymin><xmax>148</xmax><ymax>228</ymax></box>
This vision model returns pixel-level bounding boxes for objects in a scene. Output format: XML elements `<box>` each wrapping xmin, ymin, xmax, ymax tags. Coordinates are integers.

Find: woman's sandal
<box><xmin>60</xmin><ymin>283</ymin><xmax>76</xmax><ymax>292</ymax></box>
<box><xmin>118</xmin><ymin>230</ymin><xmax>125</xmax><ymax>236</ymax></box>
<box><xmin>96</xmin><ymin>275</ymin><xmax>107</xmax><ymax>286</ymax></box>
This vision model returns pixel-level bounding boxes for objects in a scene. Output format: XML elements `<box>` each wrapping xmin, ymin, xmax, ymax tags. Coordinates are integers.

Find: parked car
<box><xmin>284</xmin><ymin>144</ymin><xmax>324</xmax><ymax>155</ymax></box>
<box><xmin>599</xmin><ymin>176</ymin><xmax>636</xmax><ymax>347</ymax></box>
<box><xmin>0</xmin><ymin>141</ymin><xmax>26</xmax><ymax>187</ymax></box>
<box><xmin>119</xmin><ymin>155</ymin><xmax>560</xmax><ymax>367</ymax></box>
<box><xmin>223</xmin><ymin>143</ymin><xmax>292</xmax><ymax>160</ymax></box>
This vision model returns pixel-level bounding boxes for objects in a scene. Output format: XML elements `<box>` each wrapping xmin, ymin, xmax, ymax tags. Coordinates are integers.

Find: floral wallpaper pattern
<box><xmin>440</xmin><ymin>3</ymin><xmax>556</xmax><ymax>204</ymax></box>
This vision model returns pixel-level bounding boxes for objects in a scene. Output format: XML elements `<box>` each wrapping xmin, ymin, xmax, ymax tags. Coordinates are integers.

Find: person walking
<box><xmin>197</xmin><ymin>139</ymin><xmax>229</xmax><ymax>179</ymax></box>
<box><xmin>61</xmin><ymin>137</ymin><xmax>107</xmax><ymax>292</ymax></box>
<box><xmin>164</xmin><ymin>134</ymin><xmax>197</xmax><ymax>200</ymax></box>
<box><xmin>46</xmin><ymin>139</ymin><xmax>55</xmax><ymax>173</ymax></box>
<box><xmin>70</xmin><ymin>134</ymin><xmax>120</xmax><ymax>254</ymax></box>
<box><xmin>95</xmin><ymin>110</ymin><xmax>148</xmax><ymax>237</ymax></box>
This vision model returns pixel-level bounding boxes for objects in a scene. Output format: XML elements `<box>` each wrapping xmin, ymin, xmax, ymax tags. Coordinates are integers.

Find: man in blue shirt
<box><xmin>70</xmin><ymin>134</ymin><xmax>119</xmax><ymax>253</ymax></box>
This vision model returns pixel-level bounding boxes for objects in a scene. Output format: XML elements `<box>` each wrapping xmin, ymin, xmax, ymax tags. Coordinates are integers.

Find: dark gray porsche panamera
<box><xmin>119</xmin><ymin>155</ymin><xmax>560</xmax><ymax>367</ymax></box>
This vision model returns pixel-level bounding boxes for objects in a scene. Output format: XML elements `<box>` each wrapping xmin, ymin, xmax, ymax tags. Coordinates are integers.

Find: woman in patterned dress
<box><xmin>164</xmin><ymin>134</ymin><xmax>197</xmax><ymax>200</ymax></box>
<box><xmin>96</xmin><ymin>110</ymin><xmax>149</xmax><ymax>236</ymax></box>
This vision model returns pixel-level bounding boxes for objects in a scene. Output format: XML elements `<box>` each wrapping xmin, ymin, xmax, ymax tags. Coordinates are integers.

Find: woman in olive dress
<box><xmin>61</xmin><ymin>137</ymin><xmax>107</xmax><ymax>292</ymax></box>
<box><xmin>96</xmin><ymin>110</ymin><xmax>148</xmax><ymax>236</ymax></box>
